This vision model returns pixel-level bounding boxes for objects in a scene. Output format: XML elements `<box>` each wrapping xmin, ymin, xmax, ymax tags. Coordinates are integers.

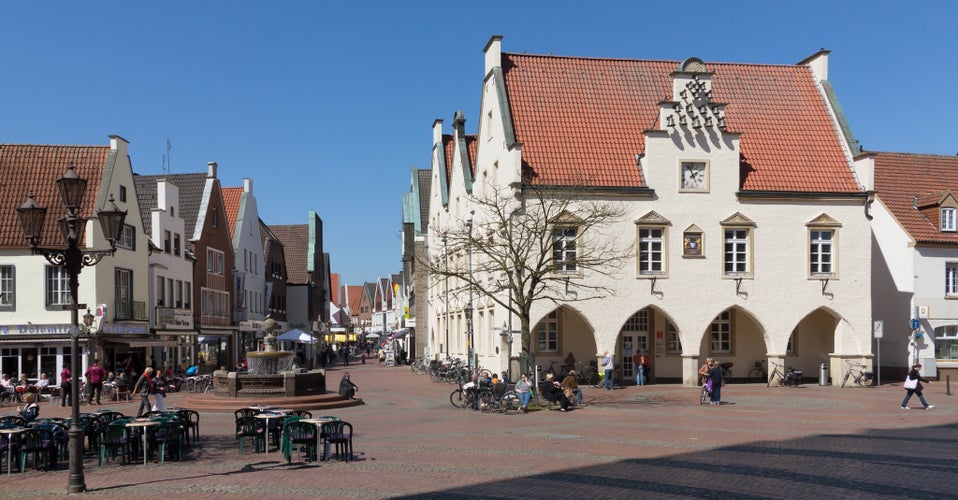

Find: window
<box><xmin>710</xmin><ymin>311</ymin><xmax>732</xmax><ymax>353</ymax></box>
<box><xmin>201</xmin><ymin>288</ymin><xmax>230</xmax><ymax>317</ymax></box>
<box><xmin>184</xmin><ymin>282</ymin><xmax>192</xmax><ymax>309</ymax></box>
<box><xmin>0</xmin><ymin>266</ymin><xmax>14</xmax><ymax>309</ymax></box>
<box><xmin>723</xmin><ymin>229</ymin><xmax>749</xmax><ymax>276</ymax></box>
<box><xmin>164</xmin><ymin>231</ymin><xmax>172</xmax><ymax>253</ymax></box>
<box><xmin>173</xmin><ymin>234</ymin><xmax>181</xmax><ymax>256</ymax></box>
<box><xmin>46</xmin><ymin>266</ymin><xmax>70</xmax><ymax>307</ymax></box>
<box><xmin>947</xmin><ymin>264</ymin><xmax>958</xmax><ymax>297</ymax></box>
<box><xmin>119</xmin><ymin>185</ymin><xmax>127</xmax><ymax>203</ymax></box>
<box><xmin>211</xmin><ymin>208</ymin><xmax>218</xmax><ymax>228</ymax></box>
<box><xmin>156</xmin><ymin>276</ymin><xmax>166</xmax><ymax>306</ymax></box>
<box><xmin>934</xmin><ymin>325</ymin><xmax>958</xmax><ymax>360</ymax></box>
<box><xmin>175</xmin><ymin>280</ymin><xmax>183</xmax><ymax>308</ymax></box>
<box><xmin>167</xmin><ymin>278</ymin><xmax>174</xmax><ymax>307</ymax></box>
<box><xmin>943</xmin><ymin>208</ymin><xmax>957</xmax><ymax>232</ymax></box>
<box><xmin>536</xmin><ymin>310</ymin><xmax>558</xmax><ymax>352</ymax></box>
<box><xmin>207</xmin><ymin>249</ymin><xmax>225</xmax><ymax>275</ymax></box>
<box><xmin>115</xmin><ymin>269</ymin><xmax>133</xmax><ymax>319</ymax></box>
<box><xmin>809</xmin><ymin>230</ymin><xmax>834</xmax><ymax>275</ymax></box>
<box><xmin>117</xmin><ymin>224</ymin><xmax>135</xmax><ymax>250</ymax></box>
<box><xmin>666</xmin><ymin>323</ymin><xmax>682</xmax><ymax>354</ymax></box>
<box><xmin>638</xmin><ymin>228</ymin><xmax>665</xmax><ymax>275</ymax></box>
<box><xmin>552</xmin><ymin>227</ymin><xmax>577</xmax><ymax>273</ymax></box>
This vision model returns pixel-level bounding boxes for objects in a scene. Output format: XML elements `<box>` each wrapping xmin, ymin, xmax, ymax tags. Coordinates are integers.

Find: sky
<box><xmin>2</xmin><ymin>1</ymin><xmax>956</xmax><ymax>286</ymax></box>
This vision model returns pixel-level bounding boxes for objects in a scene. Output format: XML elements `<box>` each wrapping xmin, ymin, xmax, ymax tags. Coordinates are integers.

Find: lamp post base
<box><xmin>67</xmin><ymin>427</ymin><xmax>86</xmax><ymax>493</ymax></box>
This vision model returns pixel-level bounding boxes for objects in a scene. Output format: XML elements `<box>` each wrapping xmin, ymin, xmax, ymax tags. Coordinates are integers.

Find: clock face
<box><xmin>681</xmin><ymin>162</ymin><xmax>706</xmax><ymax>189</ymax></box>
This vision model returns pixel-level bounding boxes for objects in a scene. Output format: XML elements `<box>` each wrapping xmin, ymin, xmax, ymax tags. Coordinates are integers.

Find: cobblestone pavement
<box><xmin>2</xmin><ymin>362</ymin><xmax>955</xmax><ymax>499</ymax></box>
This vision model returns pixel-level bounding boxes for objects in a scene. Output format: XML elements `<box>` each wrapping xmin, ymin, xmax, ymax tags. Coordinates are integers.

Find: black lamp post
<box><xmin>16</xmin><ymin>163</ymin><xmax>126</xmax><ymax>494</ymax></box>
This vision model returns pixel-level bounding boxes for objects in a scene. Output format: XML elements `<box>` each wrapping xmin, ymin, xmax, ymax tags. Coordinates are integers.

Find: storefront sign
<box><xmin>239</xmin><ymin>320</ymin><xmax>264</xmax><ymax>332</ymax></box>
<box><xmin>0</xmin><ymin>324</ymin><xmax>72</xmax><ymax>334</ymax></box>
<box><xmin>156</xmin><ymin>307</ymin><xmax>194</xmax><ymax>329</ymax></box>
<box><xmin>100</xmin><ymin>322</ymin><xmax>149</xmax><ymax>334</ymax></box>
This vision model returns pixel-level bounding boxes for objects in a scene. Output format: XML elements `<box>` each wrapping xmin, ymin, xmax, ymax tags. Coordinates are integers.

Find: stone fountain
<box><xmin>211</xmin><ymin>318</ymin><xmax>326</xmax><ymax>398</ymax></box>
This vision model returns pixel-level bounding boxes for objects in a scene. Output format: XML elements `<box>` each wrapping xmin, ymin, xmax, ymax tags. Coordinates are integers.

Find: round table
<box><xmin>254</xmin><ymin>413</ymin><xmax>287</xmax><ymax>456</ymax></box>
<box><xmin>125</xmin><ymin>420</ymin><xmax>160</xmax><ymax>465</ymax></box>
<box><xmin>0</xmin><ymin>427</ymin><xmax>27</xmax><ymax>475</ymax></box>
<box><xmin>300</xmin><ymin>418</ymin><xmax>336</xmax><ymax>461</ymax></box>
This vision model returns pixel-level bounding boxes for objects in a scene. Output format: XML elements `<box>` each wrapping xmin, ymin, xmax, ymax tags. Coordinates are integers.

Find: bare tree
<box><xmin>424</xmin><ymin>184</ymin><xmax>634</xmax><ymax>374</ymax></box>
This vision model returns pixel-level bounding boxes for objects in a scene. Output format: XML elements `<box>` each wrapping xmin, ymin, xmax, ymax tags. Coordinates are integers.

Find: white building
<box><xmin>427</xmin><ymin>37</ymin><xmax>874</xmax><ymax>386</ymax></box>
<box><xmin>0</xmin><ymin>136</ymin><xmax>150</xmax><ymax>382</ymax></box>
<box><xmin>223</xmin><ymin>179</ymin><xmax>267</xmax><ymax>353</ymax></box>
<box><xmin>867</xmin><ymin>152</ymin><xmax>958</xmax><ymax>381</ymax></box>
<box><xmin>134</xmin><ymin>175</ymin><xmax>196</xmax><ymax>370</ymax></box>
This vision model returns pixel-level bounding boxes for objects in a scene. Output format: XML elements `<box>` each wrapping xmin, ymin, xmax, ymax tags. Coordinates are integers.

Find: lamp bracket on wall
<box><xmin>734</xmin><ymin>277</ymin><xmax>744</xmax><ymax>295</ymax></box>
<box><xmin>821</xmin><ymin>278</ymin><xmax>830</xmax><ymax>296</ymax></box>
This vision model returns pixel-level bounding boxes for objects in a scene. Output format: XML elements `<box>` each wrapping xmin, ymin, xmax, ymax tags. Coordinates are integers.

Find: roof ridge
<box><xmin>504</xmin><ymin>52</ymin><xmax>810</xmax><ymax>69</ymax></box>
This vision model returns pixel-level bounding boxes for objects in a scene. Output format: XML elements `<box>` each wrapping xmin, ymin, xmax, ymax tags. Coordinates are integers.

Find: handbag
<box><xmin>903</xmin><ymin>377</ymin><xmax>918</xmax><ymax>390</ymax></box>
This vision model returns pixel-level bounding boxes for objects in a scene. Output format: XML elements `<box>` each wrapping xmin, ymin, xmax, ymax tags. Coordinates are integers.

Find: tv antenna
<box><xmin>162</xmin><ymin>139</ymin><xmax>172</xmax><ymax>174</ymax></box>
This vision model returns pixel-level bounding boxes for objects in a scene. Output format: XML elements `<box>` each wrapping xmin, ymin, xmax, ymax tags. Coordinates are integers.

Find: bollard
<box><xmin>948</xmin><ymin>375</ymin><xmax>952</xmax><ymax>396</ymax></box>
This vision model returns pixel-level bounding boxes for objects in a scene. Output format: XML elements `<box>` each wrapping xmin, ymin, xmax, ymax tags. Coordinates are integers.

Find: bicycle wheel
<box><xmin>700</xmin><ymin>385</ymin><xmax>709</xmax><ymax>405</ymax></box>
<box><xmin>841</xmin><ymin>371</ymin><xmax>851</xmax><ymax>388</ymax></box>
<box><xmin>500</xmin><ymin>391</ymin><xmax>521</xmax><ymax>414</ymax></box>
<box><xmin>478</xmin><ymin>390</ymin><xmax>495</xmax><ymax>412</ymax></box>
<box><xmin>450</xmin><ymin>389</ymin><xmax>466</xmax><ymax>409</ymax></box>
<box><xmin>748</xmin><ymin>368</ymin><xmax>764</xmax><ymax>382</ymax></box>
<box><xmin>857</xmin><ymin>373</ymin><xmax>872</xmax><ymax>388</ymax></box>
<box><xmin>767</xmin><ymin>371</ymin><xmax>778</xmax><ymax>388</ymax></box>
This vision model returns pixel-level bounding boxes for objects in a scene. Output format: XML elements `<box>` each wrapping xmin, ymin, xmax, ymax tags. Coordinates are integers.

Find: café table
<box><xmin>300</xmin><ymin>418</ymin><xmax>336</xmax><ymax>461</ymax></box>
<box><xmin>0</xmin><ymin>427</ymin><xmax>26</xmax><ymax>475</ymax></box>
<box><xmin>125</xmin><ymin>419</ymin><xmax>160</xmax><ymax>465</ymax></box>
<box><xmin>253</xmin><ymin>412</ymin><xmax>287</xmax><ymax>456</ymax></box>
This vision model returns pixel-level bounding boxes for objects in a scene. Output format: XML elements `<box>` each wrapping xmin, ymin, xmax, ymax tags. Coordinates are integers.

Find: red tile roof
<box><xmin>344</xmin><ymin>284</ymin><xmax>363</xmax><ymax>313</ymax></box>
<box><xmin>442</xmin><ymin>135</ymin><xmax>478</xmax><ymax>185</ymax></box>
<box><xmin>873</xmin><ymin>152</ymin><xmax>958</xmax><ymax>244</ymax></box>
<box><xmin>501</xmin><ymin>53</ymin><xmax>860</xmax><ymax>192</ymax></box>
<box><xmin>221</xmin><ymin>187</ymin><xmax>242</xmax><ymax>238</ymax></box>
<box><xmin>0</xmin><ymin>144</ymin><xmax>110</xmax><ymax>248</ymax></box>
<box><xmin>330</xmin><ymin>273</ymin><xmax>340</xmax><ymax>306</ymax></box>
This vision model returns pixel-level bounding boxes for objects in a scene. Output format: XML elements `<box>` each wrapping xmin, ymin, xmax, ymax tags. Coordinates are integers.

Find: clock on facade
<box><xmin>681</xmin><ymin>162</ymin><xmax>707</xmax><ymax>190</ymax></box>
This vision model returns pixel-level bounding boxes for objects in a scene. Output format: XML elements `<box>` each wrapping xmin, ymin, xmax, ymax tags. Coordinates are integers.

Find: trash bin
<box><xmin>819</xmin><ymin>362</ymin><xmax>828</xmax><ymax>386</ymax></box>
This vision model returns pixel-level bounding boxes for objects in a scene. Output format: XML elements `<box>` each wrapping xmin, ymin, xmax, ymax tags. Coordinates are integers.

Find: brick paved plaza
<box><xmin>2</xmin><ymin>361</ymin><xmax>955</xmax><ymax>499</ymax></box>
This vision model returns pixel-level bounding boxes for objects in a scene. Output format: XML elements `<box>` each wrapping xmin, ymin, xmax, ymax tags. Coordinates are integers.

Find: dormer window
<box><xmin>942</xmin><ymin>208</ymin><xmax>956</xmax><ymax>232</ymax></box>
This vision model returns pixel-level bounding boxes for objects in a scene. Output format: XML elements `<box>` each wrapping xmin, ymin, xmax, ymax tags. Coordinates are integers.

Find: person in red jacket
<box><xmin>84</xmin><ymin>359</ymin><xmax>108</xmax><ymax>405</ymax></box>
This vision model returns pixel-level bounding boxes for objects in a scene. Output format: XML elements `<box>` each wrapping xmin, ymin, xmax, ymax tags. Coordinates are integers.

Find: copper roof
<box><xmin>501</xmin><ymin>53</ymin><xmax>860</xmax><ymax>192</ymax></box>
<box><xmin>0</xmin><ymin>144</ymin><xmax>110</xmax><ymax>248</ymax></box>
<box><xmin>873</xmin><ymin>152</ymin><xmax>958</xmax><ymax>244</ymax></box>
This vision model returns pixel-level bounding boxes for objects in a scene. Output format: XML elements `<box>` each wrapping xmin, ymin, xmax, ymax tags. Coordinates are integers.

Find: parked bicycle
<box><xmin>767</xmin><ymin>362</ymin><xmax>802</xmax><ymax>387</ymax></box>
<box><xmin>841</xmin><ymin>361</ymin><xmax>875</xmax><ymax>388</ymax></box>
<box><xmin>479</xmin><ymin>384</ymin><xmax>521</xmax><ymax>414</ymax></box>
<box><xmin>747</xmin><ymin>360</ymin><xmax>767</xmax><ymax>382</ymax></box>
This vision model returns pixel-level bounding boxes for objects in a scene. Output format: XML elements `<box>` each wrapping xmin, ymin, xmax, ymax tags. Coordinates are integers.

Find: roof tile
<box><xmin>873</xmin><ymin>152</ymin><xmax>958</xmax><ymax>244</ymax></box>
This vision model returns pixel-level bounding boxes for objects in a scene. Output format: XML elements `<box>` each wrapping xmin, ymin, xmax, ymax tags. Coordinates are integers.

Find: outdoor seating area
<box><xmin>234</xmin><ymin>405</ymin><xmax>354</xmax><ymax>464</ymax></box>
<box><xmin>0</xmin><ymin>406</ymin><xmax>201</xmax><ymax>474</ymax></box>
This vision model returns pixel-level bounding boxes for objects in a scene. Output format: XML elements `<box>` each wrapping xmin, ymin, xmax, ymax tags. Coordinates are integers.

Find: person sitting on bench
<box><xmin>539</xmin><ymin>373</ymin><xmax>570</xmax><ymax>411</ymax></box>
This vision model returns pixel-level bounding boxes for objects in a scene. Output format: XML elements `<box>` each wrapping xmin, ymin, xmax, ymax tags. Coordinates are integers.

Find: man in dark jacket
<box><xmin>707</xmin><ymin>360</ymin><xmax>723</xmax><ymax>405</ymax></box>
<box><xmin>338</xmin><ymin>372</ymin><xmax>358</xmax><ymax>399</ymax></box>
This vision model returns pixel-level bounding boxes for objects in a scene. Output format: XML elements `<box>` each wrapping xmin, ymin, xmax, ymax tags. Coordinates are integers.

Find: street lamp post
<box><xmin>16</xmin><ymin>163</ymin><xmax>126</xmax><ymax>494</ymax></box>
<box><xmin>466</xmin><ymin>218</ymin><xmax>475</xmax><ymax>371</ymax></box>
<box><xmin>443</xmin><ymin>234</ymin><xmax>449</xmax><ymax>358</ymax></box>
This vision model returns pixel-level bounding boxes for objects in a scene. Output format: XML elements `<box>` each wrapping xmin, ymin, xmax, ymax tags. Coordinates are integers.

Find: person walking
<box><xmin>901</xmin><ymin>363</ymin><xmax>935</xmax><ymax>410</ymax></box>
<box><xmin>133</xmin><ymin>367</ymin><xmax>155</xmax><ymax>417</ymax></box>
<box><xmin>707</xmin><ymin>359</ymin><xmax>723</xmax><ymax>405</ymax></box>
<box><xmin>601</xmin><ymin>351</ymin><xmax>615</xmax><ymax>390</ymax></box>
<box><xmin>85</xmin><ymin>358</ymin><xmax>108</xmax><ymax>405</ymax></box>
<box><xmin>153</xmin><ymin>370</ymin><xmax>167</xmax><ymax>411</ymax></box>
<box><xmin>59</xmin><ymin>363</ymin><xmax>72</xmax><ymax>407</ymax></box>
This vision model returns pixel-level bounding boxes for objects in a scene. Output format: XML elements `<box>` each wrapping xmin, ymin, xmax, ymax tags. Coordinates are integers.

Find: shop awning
<box><xmin>107</xmin><ymin>338</ymin><xmax>179</xmax><ymax>348</ymax></box>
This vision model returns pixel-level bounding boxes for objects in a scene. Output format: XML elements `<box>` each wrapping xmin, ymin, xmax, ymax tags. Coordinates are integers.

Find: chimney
<box><xmin>109</xmin><ymin>135</ymin><xmax>129</xmax><ymax>157</ymax></box>
<box><xmin>483</xmin><ymin>35</ymin><xmax>503</xmax><ymax>77</ymax></box>
<box><xmin>243</xmin><ymin>178</ymin><xmax>253</xmax><ymax>194</ymax></box>
<box><xmin>207</xmin><ymin>161</ymin><xmax>217</xmax><ymax>178</ymax></box>
<box><xmin>432</xmin><ymin>119</ymin><xmax>443</xmax><ymax>148</ymax></box>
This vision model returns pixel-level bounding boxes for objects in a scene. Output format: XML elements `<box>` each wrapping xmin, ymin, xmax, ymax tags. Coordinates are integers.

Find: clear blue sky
<box><xmin>2</xmin><ymin>2</ymin><xmax>955</xmax><ymax>285</ymax></box>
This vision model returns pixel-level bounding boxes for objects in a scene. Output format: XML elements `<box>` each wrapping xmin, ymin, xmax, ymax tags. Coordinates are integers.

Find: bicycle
<box><xmin>767</xmin><ymin>362</ymin><xmax>802</xmax><ymax>387</ymax></box>
<box><xmin>479</xmin><ymin>384</ymin><xmax>521</xmax><ymax>414</ymax></box>
<box><xmin>841</xmin><ymin>361</ymin><xmax>875</xmax><ymax>387</ymax></box>
<box><xmin>574</xmin><ymin>362</ymin><xmax>600</xmax><ymax>387</ymax></box>
<box><xmin>699</xmin><ymin>378</ymin><xmax>712</xmax><ymax>404</ymax></box>
<box><xmin>721</xmin><ymin>362</ymin><xmax>734</xmax><ymax>380</ymax></box>
<box><xmin>747</xmin><ymin>360</ymin><xmax>767</xmax><ymax>382</ymax></box>
<box><xmin>449</xmin><ymin>383</ymin><xmax>478</xmax><ymax>409</ymax></box>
